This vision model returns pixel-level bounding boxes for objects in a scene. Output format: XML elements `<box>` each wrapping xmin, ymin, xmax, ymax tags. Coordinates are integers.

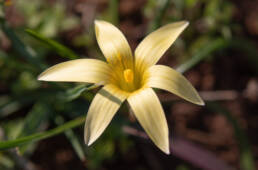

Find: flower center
<box><xmin>108</xmin><ymin>52</ymin><xmax>145</xmax><ymax>92</ymax></box>
<box><xmin>123</xmin><ymin>69</ymin><xmax>134</xmax><ymax>83</ymax></box>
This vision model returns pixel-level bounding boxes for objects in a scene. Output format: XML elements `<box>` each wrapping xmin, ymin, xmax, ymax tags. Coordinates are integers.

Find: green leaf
<box><xmin>0</xmin><ymin>18</ymin><xmax>45</xmax><ymax>69</ymax></box>
<box><xmin>17</xmin><ymin>102</ymin><xmax>51</xmax><ymax>153</ymax></box>
<box><xmin>19</xmin><ymin>102</ymin><xmax>50</xmax><ymax>137</ymax></box>
<box><xmin>0</xmin><ymin>116</ymin><xmax>85</xmax><ymax>150</ymax></box>
<box><xmin>0</xmin><ymin>50</ymin><xmax>38</xmax><ymax>72</ymax></box>
<box><xmin>0</xmin><ymin>153</ymin><xmax>14</xmax><ymax>169</ymax></box>
<box><xmin>177</xmin><ymin>38</ymin><xmax>258</xmax><ymax>74</ymax></box>
<box><xmin>26</xmin><ymin>29</ymin><xmax>79</xmax><ymax>59</ymax></box>
<box><xmin>176</xmin><ymin>38</ymin><xmax>228</xmax><ymax>73</ymax></box>
<box><xmin>57</xmin><ymin>84</ymin><xmax>99</xmax><ymax>102</ymax></box>
<box><xmin>0</xmin><ymin>95</ymin><xmax>35</xmax><ymax>118</ymax></box>
<box><xmin>55</xmin><ymin>116</ymin><xmax>85</xmax><ymax>161</ymax></box>
<box><xmin>108</xmin><ymin>0</ymin><xmax>119</xmax><ymax>26</ymax></box>
<box><xmin>148</xmin><ymin>0</ymin><xmax>172</xmax><ymax>32</ymax></box>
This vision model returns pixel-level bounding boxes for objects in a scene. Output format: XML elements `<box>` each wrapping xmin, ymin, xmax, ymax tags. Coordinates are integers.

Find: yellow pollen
<box><xmin>123</xmin><ymin>69</ymin><xmax>134</xmax><ymax>83</ymax></box>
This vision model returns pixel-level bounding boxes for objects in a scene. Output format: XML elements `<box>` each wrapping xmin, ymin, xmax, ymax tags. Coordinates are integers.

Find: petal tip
<box><xmin>85</xmin><ymin>136</ymin><xmax>97</xmax><ymax>146</ymax></box>
<box><xmin>159</xmin><ymin>142</ymin><xmax>170</xmax><ymax>154</ymax></box>
<box><xmin>87</xmin><ymin>139</ymin><xmax>94</xmax><ymax>146</ymax></box>
<box><xmin>199</xmin><ymin>100</ymin><xmax>205</xmax><ymax>106</ymax></box>
<box><xmin>162</xmin><ymin>139</ymin><xmax>170</xmax><ymax>155</ymax></box>
<box><xmin>84</xmin><ymin>135</ymin><xmax>92</xmax><ymax>146</ymax></box>
<box><xmin>94</xmin><ymin>20</ymin><xmax>101</xmax><ymax>25</ymax></box>
<box><xmin>196</xmin><ymin>97</ymin><xmax>205</xmax><ymax>106</ymax></box>
<box><xmin>37</xmin><ymin>73</ymin><xmax>52</xmax><ymax>81</ymax></box>
<box><xmin>37</xmin><ymin>74</ymin><xmax>45</xmax><ymax>81</ymax></box>
<box><xmin>181</xmin><ymin>20</ymin><xmax>189</xmax><ymax>29</ymax></box>
<box><xmin>94</xmin><ymin>20</ymin><xmax>109</xmax><ymax>27</ymax></box>
<box><xmin>163</xmin><ymin>147</ymin><xmax>170</xmax><ymax>155</ymax></box>
<box><xmin>184</xmin><ymin>20</ymin><xmax>189</xmax><ymax>26</ymax></box>
<box><xmin>37</xmin><ymin>77</ymin><xmax>43</xmax><ymax>81</ymax></box>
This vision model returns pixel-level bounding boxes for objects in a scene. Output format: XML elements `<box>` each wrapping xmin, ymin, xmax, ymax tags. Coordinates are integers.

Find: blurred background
<box><xmin>0</xmin><ymin>0</ymin><xmax>258</xmax><ymax>170</ymax></box>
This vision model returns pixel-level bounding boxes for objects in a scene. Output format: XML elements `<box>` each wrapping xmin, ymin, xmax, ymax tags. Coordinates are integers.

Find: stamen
<box><xmin>123</xmin><ymin>69</ymin><xmax>134</xmax><ymax>83</ymax></box>
<box><xmin>106</xmin><ymin>57</ymin><xmax>111</xmax><ymax>63</ymax></box>
<box><xmin>116</xmin><ymin>52</ymin><xmax>126</xmax><ymax>69</ymax></box>
<box><xmin>117</xmin><ymin>52</ymin><xmax>122</xmax><ymax>62</ymax></box>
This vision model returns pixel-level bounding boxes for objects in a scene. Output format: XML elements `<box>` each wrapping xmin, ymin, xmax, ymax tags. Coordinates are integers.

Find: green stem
<box><xmin>109</xmin><ymin>0</ymin><xmax>119</xmax><ymax>26</ymax></box>
<box><xmin>0</xmin><ymin>116</ymin><xmax>85</xmax><ymax>150</ymax></box>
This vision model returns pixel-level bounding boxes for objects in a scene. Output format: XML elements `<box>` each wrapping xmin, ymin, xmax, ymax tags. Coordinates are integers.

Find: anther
<box><xmin>123</xmin><ymin>69</ymin><xmax>134</xmax><ymax>83</ymax></box>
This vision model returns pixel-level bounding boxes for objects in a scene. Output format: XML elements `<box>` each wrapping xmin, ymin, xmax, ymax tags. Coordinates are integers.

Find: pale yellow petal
<box><xmin>84</xmin><ymin>84</ymin><xmax>128</xmax><ymax>145</ymax></box>
<box><xmin>127</xmin><ymin>88</ymin><xmax>169</xmax><ymax>154</ymax></box>
<box><xmin>38</xmin><ymin>59</ymin><xmax>111</xmax><ymax>84</ymax></box>
<box><xmin>145</xmin><ymin>65</ymin><xmax>204</xmax><ymax>105</ymax></box>
<box><xmin>95</xmin><ymin>20</ymin><xmax>134</xmax><ymax>69</ymax></box>
<box><xmin>135</xmin><ymin>21</ymin><xmax>189</xmax><ymax>71</ymax></box>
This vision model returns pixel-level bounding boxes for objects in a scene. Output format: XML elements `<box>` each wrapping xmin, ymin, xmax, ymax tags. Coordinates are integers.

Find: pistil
<box><xmin>123</xmin><ymin>69</ymin><xmax>134</xmax><ymax>83</ymax></box>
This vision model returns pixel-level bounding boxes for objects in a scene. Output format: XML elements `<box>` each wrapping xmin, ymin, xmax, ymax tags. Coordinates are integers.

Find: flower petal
<box><xmin>135</xmin><ymin>21</ymin><xmax>189</xmax><ymax>71</ymax></box>
<box><xmin>127</xmin><ymin>88</ymin><xmax>169</xmax><ymax>154</ymax></box>
<box><xmin>38</xmin><ymin>59</ymin><xmax>111</xmax><ymax>84</ymax></box>
<box><xmin>84</xmin><ymin>84</ymin><xmax>128</xmax><ymax>145</ymax></box>
<box><xmin>95</xmin><ymin>20</ymin><xmax>134</xmax><ymax>69</ymax></box>
<box><xmin>145</xmin><ymin>65</ymin><xmax>204</xmax><ymax>105</ymax></box>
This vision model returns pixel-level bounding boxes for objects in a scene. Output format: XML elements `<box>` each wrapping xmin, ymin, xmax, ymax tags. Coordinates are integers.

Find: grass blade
<box><xmin>176</xmin><ymin>38</ymin><xmax>228</xmax><ymax>73</ymax></box>
<box><xmin>177</xmin><ymin>38</ymin><xmax>258</xmax><ymax>74</ymax></box>
<box><xmin>108</xmin><ymin>0</ymin><xmax>119</xmax><ymax>26</ymax></box>
<box><xmin>17</xmin><ymin>102</ymin><xmax>51</xmax><ymax>154</ymax></box>
<box><xmin>149</xmin><ymin>0</ymin><xmax>171</xmax><ymax>31</ymax></box>
<box><xmin>57</xmin><ymin>84</ymin><xmax>98</xmax><ymax>102</ymax></box>
<box><xmin>26</xmin><ymin>29</ymin><xmax>79</xmax><ymax>60</ymax></box>
<box><xmin>0</xmin><ymin>18</ymin><xmax>45</xmax><ymax>69</ymax></box>
<box><xmin>55</xmin><ymin>116</ymin><xmax>85</xmax><ymax>161</ymax></box>
<box><xmin>0</xmin><ymin>116</ymin><xmax>85</xmax><ymax>150</ymax></box>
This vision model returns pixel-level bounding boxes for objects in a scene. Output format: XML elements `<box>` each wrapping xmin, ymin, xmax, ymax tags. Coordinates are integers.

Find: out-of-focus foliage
<box><xmin>16</xmin><ymin>0</ymin><xmax>79</xmax><ymax>37</ymax></box>
<box><xmin>0</xmin><ymin>0</ymin><xmax>257</xmax><ymax>170</ymax></box>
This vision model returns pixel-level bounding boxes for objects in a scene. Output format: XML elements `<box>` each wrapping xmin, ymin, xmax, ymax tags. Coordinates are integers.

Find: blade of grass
<box><xmin>0</xmin><ymin>96</ymin><xmax>35</xmax><ymax>118</ymax></box>
<box><xmin>57</xmin><ymin>84</ymin><xmax>95</xmax><ymax>102</ymax></box>
<box><xmin>176</xmin><ymin>38</ymin><xmax>228</xmax><ymax>73</ymax></box>
<box><xmin>26</xmin><ymin>29</ymin><xmax>79</xmax><ymax>60</ymax></box>
<box><xmin>55</xmin><ymin>116</ymin><xmax>85</xmax><ymax>161</ymax></box>
<box><xmin>108</xmin><ymin>0</ymin><xmax>119</xmax><ymax>26</ymax></box>
<box><xmin>0</xmin><ymin>50</ymin><xmax>38</xmax><ymax>72</ymax></box>
<box><xmin>149</xmin><ymin>0</ymin><xmax>171</xmax><ymax>32</ymax></box>
<box><xmin>0</xmin><ymin>18</ymin><xmax>45</xmax><ymax>70</ymax></box>
<box><xmin>0</xmin><ymin>116</ymin><xmax>85</xmax><ymax>150</ymax></box>
<box><xmin>0</xmin><ymin>83</ymin><xmax>95</xmax><ymax>118</ymax></box>
<box><xmin>17</xmin><ymin>102</ymin><xmax>51</xmax><ymax>153</ymax></box>
<box><xmin>207</xmin><ymin>102</ymin><xmax>255</xmax><ymax>170</ymax></box>
<box><xmin>176</xmin><ymin>38</ymin><xmax>258</xmax><ymax>74</ymax></box>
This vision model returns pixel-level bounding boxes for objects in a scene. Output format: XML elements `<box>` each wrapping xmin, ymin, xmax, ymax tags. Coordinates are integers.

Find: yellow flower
<box><xmin>38</xmin><ymin>20</ymin><xmax>204</xmax><ymax>154</ymax></box>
